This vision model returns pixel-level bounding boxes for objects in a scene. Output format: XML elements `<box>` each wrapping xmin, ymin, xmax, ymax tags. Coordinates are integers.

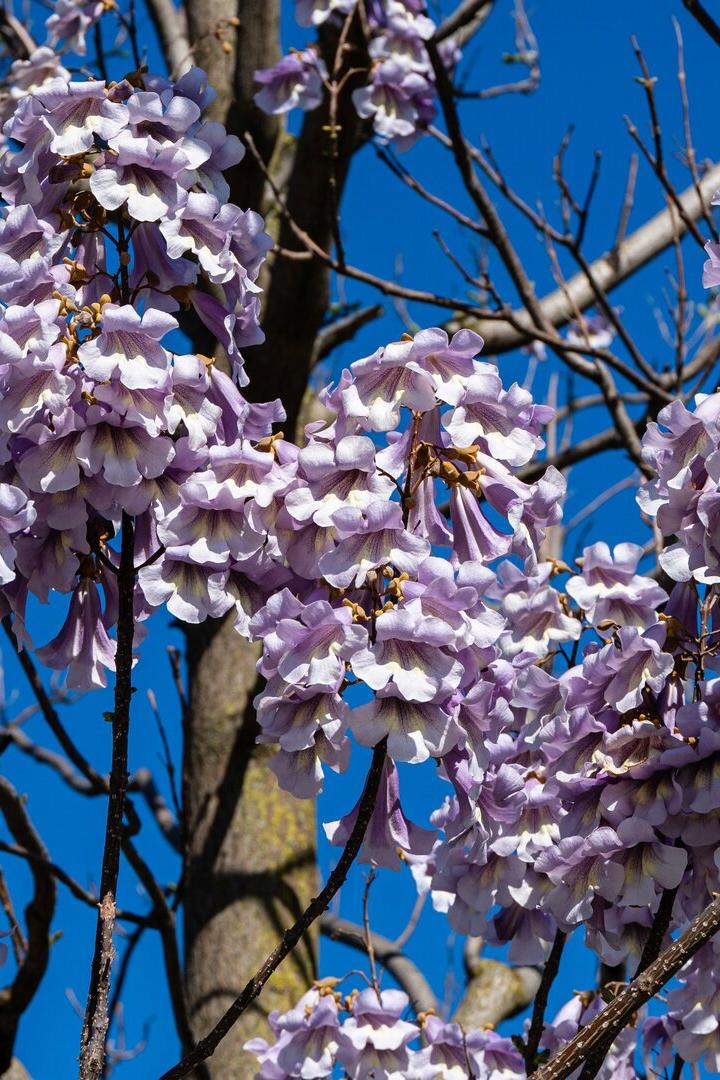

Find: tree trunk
<box><xmin>183</xmin><ymin>625</ymin><xmax>317</xmax><ymax>1074</ymax></box>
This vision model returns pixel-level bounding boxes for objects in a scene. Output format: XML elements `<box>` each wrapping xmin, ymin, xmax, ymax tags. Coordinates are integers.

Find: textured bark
<box><xmin>0</xmin><ymin>781</ymin><xmax>55</xmax><ymax>1074</ymax></box>
<box><xmin>453</xmin><ymin>941</ymin><xmax>542</xmax><ymax>1029</ymax></box>
<box><xmin>177</xmin><ymin>4</ymin><xmax>369</xmax><ymax>1073</ymax></box>
<box><xmin>184</xmin><ymin>0</ymin><xmax>281</xmax><ymax>214</ymax></box>
<box><xmin>183</xmin><ymin>627</ymin><xmax>317</xmax><ymax>1076</ymax></box>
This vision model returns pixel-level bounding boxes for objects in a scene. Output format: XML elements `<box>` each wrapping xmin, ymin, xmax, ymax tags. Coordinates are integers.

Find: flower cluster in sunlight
<box><xmin>253</xmin><ymin>0</ymin><xmax>460</xmax><ymax>148</ymax></box>
<box><xmin>4</xmin><ymin>4</ymin><xmax>720</xmax><ymax>1077</ymax></box>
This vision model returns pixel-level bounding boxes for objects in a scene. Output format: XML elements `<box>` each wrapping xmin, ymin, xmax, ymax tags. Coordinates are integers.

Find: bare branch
<box><xmin>0</xmin><ymin>6</ymin><xmax>36</xmax><ymax>60</ymax></box>
<box><xmin>524</xmin><ymin>930</ymin><xmax>567</xmax><ymax>1071</ymax></box>
<box><xmin>244</xmin><ymin>131</ymin><xmax>489</xmax><ymax>319</ymax></box>
<box><xmin>0</xmin><ymin>841</ymin><xmax>153</xmax><ymax>928</ymax></box>
<box><xmin>144</xmin><ymin>0</ymin><xmax>190</xmax><ymax>77</ymax></box>
<box><xmin>131</xmin><ymin>768</ymin><xmax>181</xmax><ymax>852</ymax></box>
<box><xmin>3</xmin><ymin>617</ymin><xmax>105</xmax><ymax>794</ymax></box>
<box><xmin>158</xmin><ymin>741</ymin><xmax>388</xmax><ymax>1080</ymax></box>
<box><xmin>434</xmin><ymin>0</ymin><xmax>494</xmax><ymax>44</ymax></box>
<box><xmin>313</xmin><ymin>303</ymin><xmax>384</xmax><ymax>365</ymax></box>
<box><xmin>121</xmin><ymin>836</ymin><xmax>200</xmax><ymax>1065</ymax></box>
<box><xmin>449</xmin><ymin>163</ymin><xmax>720</xmax><ymax>354</ymax></box>
<box><xmin>529</xmin><ymin>892</ymin><xmax>720</xmax><ymax>1080</ymax></box>
<box><xmin>0</xmin><ymin>724</ymin><xmax>94</xmax><ymax>794</ymax></box>
<box><xmin>454</xmin><ymin>939</ymin><xmax>542</xmax><ymax>1029</ymax></box>
<box><xmin>681</xmin><ymin>0</ymin><xmax>720</xmax><ymax>47</ymax></box>
<box><xmin>80</xmin><ymin>513</ymin><xmax>136</xmax><ymax>1080</ymax></box>
<box><xmin>0</xmin><ymin>778</ymin><xmax>55</xmax><ymax>1072</ymax></box>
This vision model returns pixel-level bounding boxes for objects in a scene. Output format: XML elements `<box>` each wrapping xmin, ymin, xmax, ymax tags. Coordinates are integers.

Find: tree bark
<box><xmin>183</xmin><ymin>628</ymin><xmax>317</xmax><ymax>1075</ymax></box>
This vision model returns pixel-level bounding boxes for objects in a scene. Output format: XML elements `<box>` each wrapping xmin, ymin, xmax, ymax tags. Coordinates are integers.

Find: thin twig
<box><xmin>362</xmin><ymin>865</ymin><xmax>381</xmax><ymax>998</ymax></box>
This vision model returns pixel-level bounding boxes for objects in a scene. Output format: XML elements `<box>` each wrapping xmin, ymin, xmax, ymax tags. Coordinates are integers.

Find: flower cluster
<box><xmin>4</xmin><ymin>10</ymin><xmax>720</xmax><ymax>1079</ymax></box>
<box><xmin>245</xmin><ymin>977</ymin><xmax>657</xmax><ymax>1079</ymax></box>
<box><xmin>245</xmin><ymin>325</ymin><xmax>563</xmax><ymax>819</ymax></box>
<box><xmin>0</xmin><ymin>47</ymin><xmax>281</xmax><ymax>689</ymax></box>
<box><xmin>245</xmin><ymin>981</ymin><xmax>527</xmax><ymax>1079</ymax></box>
<box><xmin>253</xmin><ymin>0</ymin><xmax>459</xmax><ymax>148</ymax></box>
<box><xmin>638</xmin><ymin>392</ymin><xmax>720</xmax><ymax>584</ymax></box>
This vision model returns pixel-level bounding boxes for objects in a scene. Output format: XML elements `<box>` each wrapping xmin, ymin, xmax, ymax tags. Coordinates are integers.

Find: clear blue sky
<box><xmin>3</xmin><ymin>2</ymin><xmax>719</xmax><ymax>1076</ymax></box>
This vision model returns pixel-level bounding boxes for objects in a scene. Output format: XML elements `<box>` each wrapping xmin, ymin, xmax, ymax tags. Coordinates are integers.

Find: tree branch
<box><xmin>0</xmin><ymin>6</ymin><xmax>36</xmax><ymax>60</ymax></box>
<box><xmin>0</xmin><ymin>841</ymin><xmax>154</xmax><ymax>928</ymax></box>
<box><xmin>312</xmin><ymin>303</ymin><xmax>383</xmax><ymax>365</ymax></box>
<box><xmin>524</xmin><ymin>930</ymin><xmax>567</xmax><ymax>1070</ymax></box>
<box><xmin>79</xmin><ymin>513</ymin><xmax>136</xmax><ymax>1080</ymax></box>
<box><xmin>0</xmin><ymin>779</ymin><xmax>56</xmax><ymax>1072</ymax></box>
<box><xmin>682</xmin><ymin>0</ymin><xmax>720</xmax><ymax>46</ymax></box>
<box><xmin>121</xmin><ymin>834</ymin><xmax>201</xmax><ymax>1068</ymax></box>
<box><xmin>450</xmin><ymin>162</ymin><xmax>720</xmax><ymax>354</ymax></box>
<box><xmin>435</xmin><ymin>0</ymin><xmax>494</xmax><ymax>44</ymax></box>
<box><xmin>3</xmin><ymin>617</ymin><xmax>105</xmax><ymax>794</ymax></box>
<box><xmin>158</xmin><ymin>741</ymin><xmax>388</xmax><ymax>1080</ymax></box>
<box><xmin>453</xmin><ymin>939</ymin><xmax>542</xmax><ymax>1030</ymax></box>
<box><xmin>529</xmin><ymin>892</ymin><xmax>720</xmax><ymax>1080</ymax></box>
<box><xmin>144</xmin><ymin>0</ymin><xmax>190</xmax><ymax>77</ymax></box>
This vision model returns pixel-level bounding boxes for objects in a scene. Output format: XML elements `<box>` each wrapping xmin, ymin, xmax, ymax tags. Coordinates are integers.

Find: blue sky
<box><xmin>3</xmin><ymin>2</ymin><xmax>720</xmax><ymax>1076</ymax></box>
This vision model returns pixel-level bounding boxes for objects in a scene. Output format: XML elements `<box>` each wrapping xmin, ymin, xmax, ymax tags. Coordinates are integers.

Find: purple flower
<box><xmin>490</xmin><ymin>561</ymin><xmax>580</xmax><ymax>659</ymax></box>
<box><xmin>582</xmin><ymin>624</ymin><xmax>674</xmax><ymax>713</ymax></box>
<box><xmin>350</xmin><ymin>691</ymin><xmax>460</xmax><ymax>763</ymax></box>
<box><xmin>138</xmin><ymin>553</ymin><xmax>233</xmax><ymax>624</ymax></box>
<box><xmin>567</xmin><ymin>541</ymin><xmax>667</xmax><ymax>629</ymax></box>
<box><xmin>295</xmin><ymin>0</ymin><xmax>356</xmax><ymax>27</ymax></box>
<box><xmin>353</xmin><ymin>59</ymin><xmax>433</xmax><ymax>144</ymax></box>
<box><xmin>535</xmin><ymin>828</ymin><xmax>625</xmax><ymax>926</ymax></box>
<box><xmin>46</xmin><ymin>0</ymin><xmax>103</xmax><ymax>55</ymax></box>
<box><xmin>668</xmin><ymin>943</ymin><xmax>720</xmax><ymax>1072</ymax></box>
<box><xmin>257</xmin><ymin>684</ymin><xmax>349</xmax><ymax>797</ymax></box>
<box><xmin>566</xmin><ymin>309</ymin><xmax>619</xmax><ymax>350</ymax></box>
<box><xmin>704</xmin><ymin>240</ymin><xmax>720</xmax><ymax>289</ymax></box>
<box><xmin>444</xmin><ymin>369</ymin><xmax>552</xmax><ymax>466</ymax></box>
<box><xmin>156</xmin><ymin>479</ymin><xmax>264</xmax><ymax>568</ymax></box>
<box><xmin>37</xmin><ymin>575</ymin><xmax>117</xmax><ymax>691</ymax></box>
<box><xmin>90</xmin><ymin>137</ymin><xmax>187</xmax><ymax>222</ymax></box>
<box><xmin>409</xmin><ymin>326</ymin><xmax>483</xmax><ymax>406</ymax></box>
<box><xmin>409</xmin><ymin>1015</ymin><xmax>499</xmax><ymax>1079</ymax></box>
<box><xmin>0</xmin><ymin>483</ymin><xmax>35</xmax><ymax>585</ymax></box>
<box><xmin>254</xmin><ymin>595</ymin><xmax>368</xmax><ymax>689</ymax></box>
<box><xmin>318</xmin><ymin>501</ymin><xmax>430</xmax><ymax>589</ymax></box>
<box><xmin>77</xmin><ymin>304</ymin><xmax>176</xmax><ymax>389</ymax></box>
<box><xmin>325</xmin><ymin>759</ymin><xmax>435</xmax><ymax>869</ymax></box>
<box><xmin>77</xmin><ymin>416</ymin><xmax>176</xmax><ymax>492</ymax></box>
<box><xmin>35</xmin><ymin>78</ymin><xmax>126</xmax><ymax>155</ymax></box>
<box><xmin>7</xmin><ymin>47</ymin><xmax>70</xmax><ymax>99</ymax></box>
<box><xmin>254</xmin><ymin>49</ymin><xmax>328</xmax><ymax>114</ymax></box>
<box><xmin>337</xmin><ymin>988</ymin><xmax>419</xmax><ymax>1079</ymax></box>
<box><xmin>340</xmin><ymin>336</ymin><xmax>436</xmax><ymax>430</ymax></box>
<box><xmin>449</xmin><ymin>483</ymin><xmax>513</xmax><ymax>562</ymax></box>
<box><xmin>351</xmin><ymin>606</ymin><xmax>463</xmax><ymax>703</ymax></box>
<box><xmin>286</xmin><ymin>434</ymin><xmax>394</xmax><ymax>528</ymax></box>
<box><xmin>245</xmin><ymin>987</ymin><xmax>342</xmax><ymax>1078</ymax></box>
